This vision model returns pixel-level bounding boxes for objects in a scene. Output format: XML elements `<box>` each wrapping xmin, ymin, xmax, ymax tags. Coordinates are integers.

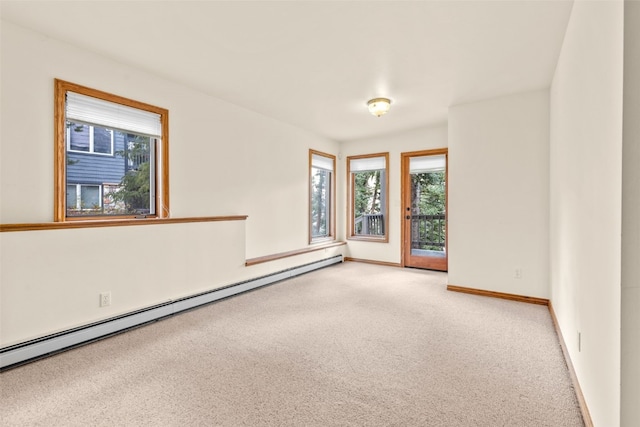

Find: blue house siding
<box><xmin>67</xmin><ymin>129</ymin><xmax>126</xmax><ymax>185</ymax></box>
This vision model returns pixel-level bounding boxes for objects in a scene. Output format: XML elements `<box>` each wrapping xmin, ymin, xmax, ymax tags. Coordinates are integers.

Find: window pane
<box><xmin>310</xmin><ymin>167</ymin><xmax>330</xmax><ymax>238</ymax></box>
<box><xmin>68</xmin><ymin>123</ymin><xmax>90</xmax><ymax>152</ymax></box>
<box><xmin>67</xmin><ymin>185</ymin><xmax>77</xmax><ymax>209</ymax></box>
<box><xmin>80</xmin><ymin>185</ymin><xmax>100</xmax><ymax>210</ymax></box>
<box><xmin>118</xmin><ymin>135</ymin><xmax>153</xmax><ymax>215</ymax></box>
<box><xmin>93</xmin><ymin>126</ymin><xmax>113</xmax><ymax>154</ymax></box>
<box><xmin>353</xmin><ymin>170</ymin><xmax>385</xmax><ymax>236</ymax></box>
<box><xmin>66</xmin><ymin>128</ymin><xmax>154</xmax><ymax>217</ymax></box>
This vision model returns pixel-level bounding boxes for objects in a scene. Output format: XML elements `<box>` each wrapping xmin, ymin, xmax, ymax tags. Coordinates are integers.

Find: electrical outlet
<box><xmin>514</xmin><ymin>268</ymin><xmax>523</xmax><ymax>279</ymax></box>
<box><xmin>99</xmin><ymin>292</ymin><xmax>111</xmax><ymax>307</ymax></box>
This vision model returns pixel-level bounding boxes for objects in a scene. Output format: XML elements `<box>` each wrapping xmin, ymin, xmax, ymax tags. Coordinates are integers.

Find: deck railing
<box><xmin>354</xmin><ymin>213</ymin><xmax>384</xmax><ymax>235</ymax></box>
<box><xmin>353</xmin><ymin>213</ymin><xmax>444</xmax><ymax>248</ymax></box>
<box><xmin>411</xmin><ymin>214</ymin><xmax>446</xmax><ymax>250</ymax></box>
<box><xmin>126</xmin><ymin>152</ymin><xmax>149</xmax><ymax>171</ymax></box>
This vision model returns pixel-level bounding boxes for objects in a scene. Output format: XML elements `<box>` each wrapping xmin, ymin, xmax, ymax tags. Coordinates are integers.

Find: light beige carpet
<box><xmin>0</xmin><ymin>262</ymin><xmax>583</xmax><ymax>426</ymax></box>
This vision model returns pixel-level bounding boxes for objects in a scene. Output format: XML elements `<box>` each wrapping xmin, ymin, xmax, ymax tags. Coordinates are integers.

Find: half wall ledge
<box><xmin>245</xmin><ymin>241</ymin><xmax>346</xmax><ymax>266</ymax></box>
<box><xmin>0</xmin><ymin>215</ymin><xmax>248</xmax><ymax>232</ymax></box>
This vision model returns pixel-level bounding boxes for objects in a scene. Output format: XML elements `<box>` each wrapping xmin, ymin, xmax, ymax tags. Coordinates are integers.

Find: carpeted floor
<box><xmin>0</xmin><ymin>262</ymin><xmax>583</xmax><ymax>426</ymax></box>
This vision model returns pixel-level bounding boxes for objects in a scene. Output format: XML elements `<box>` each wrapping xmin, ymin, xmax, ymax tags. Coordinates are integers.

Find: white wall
<box><xmin>0</xmin><ymin>22</ymin><xmax>343</xmax><ymax>346</ymax></box>
<box><xmin>549</xmin><ymin>1</ymin><xmax>624</xmax><ymax>426</ymax></box>
<box><xmin>0</xmin><ymin>222</ymin><xmax>245</xmax><ymax>345</ymax></box>
<box><xmin>338</xmin><ymin>124</ymin><xmax>447</xmax><ymax>264</ymax></box>
<box><xmin>622</xmin><ymin>1</ymin><xmax>640</xmax><ymax>425</ymax></box>
<box><xmin>447</xmin><ymin>89</ymin><xmax>550</xmax><ymax>299</ymax></box>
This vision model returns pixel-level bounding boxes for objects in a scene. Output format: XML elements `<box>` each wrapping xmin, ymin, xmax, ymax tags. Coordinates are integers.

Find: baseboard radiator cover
<box><xmin>0</xmin><ymin>255</ymin><xmax>343</xmax><ymax>370</ymax></box>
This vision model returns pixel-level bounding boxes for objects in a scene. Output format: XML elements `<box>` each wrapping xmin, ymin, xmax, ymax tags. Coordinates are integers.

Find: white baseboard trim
<box><xmin>0</xmin><ymin>255</ymin><xmax>343</xmax><ymax>370</ymax></box>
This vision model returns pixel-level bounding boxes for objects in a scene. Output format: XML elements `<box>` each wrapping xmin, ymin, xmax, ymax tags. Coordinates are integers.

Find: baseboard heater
<box><xmin>0</xmin><ymin>255</ymin><xmax>343</xmax><ymax>371</ymax></box>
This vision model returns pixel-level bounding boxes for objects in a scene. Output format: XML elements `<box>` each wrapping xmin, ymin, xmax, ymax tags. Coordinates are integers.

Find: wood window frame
<box><xmin>54</xmin><ymin>79</ymin><xmax>169</xmax><ymax>222</ymax></box>
<box><xmin>347</xmin><ymin>152</ymin><xmax>389</xmax><ymax>243</ymax></box>
<box><xmin>308</xmin><ymin>149</ymin><xmax>336</xmax><ymax>244</ymax></box>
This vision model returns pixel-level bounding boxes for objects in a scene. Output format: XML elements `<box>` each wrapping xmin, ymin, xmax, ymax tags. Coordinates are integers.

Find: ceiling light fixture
<box><xmin>367</xmin><ymin>97</ymin><xmax>391</xmax><ymax>117</ymax></box>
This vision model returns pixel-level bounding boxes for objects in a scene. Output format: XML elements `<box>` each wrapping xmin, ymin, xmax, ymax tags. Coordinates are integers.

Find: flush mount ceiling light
<box><xmin>367</xmin><ymin>97</ymin><xmax>391</xmax><ymax>117</ymax></box>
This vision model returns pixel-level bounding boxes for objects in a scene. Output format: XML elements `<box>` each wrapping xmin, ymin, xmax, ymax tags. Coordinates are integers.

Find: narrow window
<box><xmin>309</xmin><ymin>150</ymin><xmax>336</xmax><ymax>243</ymax></box>
<box><xmin>348</xmin><ymin>153</ymin><xmax>389</xmax><ymax>242</ymax></box>
<box><xmin>54</xmin><ymin>80</ymin><xmax>169</xmax><ymax>221</ymax></box>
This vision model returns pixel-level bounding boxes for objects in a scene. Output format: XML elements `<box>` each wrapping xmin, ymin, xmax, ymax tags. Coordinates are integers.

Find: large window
<box><xmin>309</xmin><ymin>150</ymin><xmax>335</xmax><ymax>243</ymax></box>
<box><xmin>54</xmin><ymin>79</ymin><xmax>169</xmax><ymax>221</ymax></box>
<box><xmin>348</xmin><ymin>153</ymin><xmax>389</xmax><ymax>241</ymax></box>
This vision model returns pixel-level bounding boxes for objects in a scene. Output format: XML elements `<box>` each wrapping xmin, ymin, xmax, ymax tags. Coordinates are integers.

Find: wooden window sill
<box><xmin>347</xmin><ymin>235</ymin><xmax>389</xmax><ymax>243</ymax></box>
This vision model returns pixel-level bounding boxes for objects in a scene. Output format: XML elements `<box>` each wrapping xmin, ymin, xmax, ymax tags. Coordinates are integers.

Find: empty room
<box><xmin>0</xmin><ymin>1</ymin><xmax>638</xmax><ymax>426</ymax></box>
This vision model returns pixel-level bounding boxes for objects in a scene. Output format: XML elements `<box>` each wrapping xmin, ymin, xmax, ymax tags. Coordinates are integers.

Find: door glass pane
<box><xmin>410</xmin><ymin>157</ymin><xmax>446</xmax><ymax>257</ymax></box>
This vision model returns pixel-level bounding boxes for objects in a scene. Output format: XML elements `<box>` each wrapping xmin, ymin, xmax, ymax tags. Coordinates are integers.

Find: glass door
<box><xmin>402</xmin><ymin>150</ymin><xmax>447</xmax><ymax>271</ymax></box>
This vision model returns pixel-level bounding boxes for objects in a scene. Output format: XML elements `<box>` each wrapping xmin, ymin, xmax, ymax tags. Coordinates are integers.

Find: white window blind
<box><xmin>66</xmin><ymin>92</ymin><xmax>162</xmax><ymax>137</ymax></box>
<box><xmin>410</xmin><ymin>155</ymin><xmax>445</xmax><ymax>173</ymax></box>
<box><xmin>311</xmin><ymin>153</ymin><xmax>334</xmax><ymax>171</ymax></box>
<box><xmin>350</xmin><ymin>156</ymin><xmax>386</xmax><ymax>172</ymax></box>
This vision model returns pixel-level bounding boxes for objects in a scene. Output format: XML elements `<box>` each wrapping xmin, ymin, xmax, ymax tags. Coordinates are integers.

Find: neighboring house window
<box><xmin>67</xmin><ymin>184</ymin><xmax>102</xmax><ymax>212</ymax></box>
<box><xmin>348</xmin><ymin>153</ymin><xmax>389</xmax><ymax>242</ymax></box>
<box><xmin>309</xmin><ymin>150</ymin><xmax>336</xmax><ymax>243</ymax></box>
<box><xmin>67</xmin><ymin>124</ymin><xmax>114</xmax><ymax>155</ymax></box>
<box><xmin>54</xmin><ymin>79</ymin><xmax>169</xmax><ymax>221</ymax></box>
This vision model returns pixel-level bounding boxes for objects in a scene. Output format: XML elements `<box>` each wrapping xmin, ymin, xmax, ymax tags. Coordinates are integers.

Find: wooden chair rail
<box><xmin>0</xmin><ymin>216</ymin><xmax>248</xmax><ymax>232</ymax></box>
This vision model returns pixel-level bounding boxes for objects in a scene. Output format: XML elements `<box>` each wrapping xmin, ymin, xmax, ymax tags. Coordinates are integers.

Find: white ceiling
<box><xmin>0</xmin><ymin>0</ymin><xmax>574</xmax><ymax>142</ymax></box>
